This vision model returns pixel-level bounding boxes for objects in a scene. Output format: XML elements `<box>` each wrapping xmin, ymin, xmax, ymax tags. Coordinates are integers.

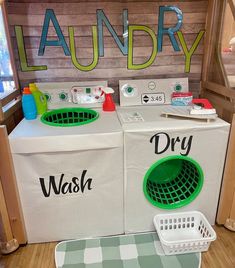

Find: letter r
<box><xmin>158</xmin><ymin>6</ymin><xmax>183</xmax><ymax>52</ymax></box>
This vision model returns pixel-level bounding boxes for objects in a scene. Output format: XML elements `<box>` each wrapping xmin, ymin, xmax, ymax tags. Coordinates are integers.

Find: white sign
<box><xmin>141</xmin><ymin>93</ymin><xmax>165</xmax><ymax>105</ymax></box>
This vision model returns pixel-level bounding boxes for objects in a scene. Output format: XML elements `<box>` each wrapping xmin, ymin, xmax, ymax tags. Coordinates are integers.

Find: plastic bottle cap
<box><xmin>23</xmin><ymin>87</ymin><xmax>32</xmax><ymax>94</ymax></box>
<box><xmin>29</xmin><ymin>83</ymin><xmax>37</xmax><ymax>92</ymax></box>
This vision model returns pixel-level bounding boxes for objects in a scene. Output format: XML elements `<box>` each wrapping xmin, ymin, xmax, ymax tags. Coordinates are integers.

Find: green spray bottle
<box><xmin>29</xmin><ymin>83</ymin><xmax>47</xmax><ymax>115</ymax></box>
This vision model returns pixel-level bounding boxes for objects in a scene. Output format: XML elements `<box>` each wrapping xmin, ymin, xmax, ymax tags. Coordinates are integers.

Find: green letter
<box><xmin>15</xmin><ymin>26</ymin><xmax>47</xmax><ymax>72</ymax></box>
<box><xmin>128</xmin><ymin>25</ymin><xmax>157</xmax><ymax>70</ymax></box>
<box><xmin>69</xmin><ymin>26</ymin><xmax>99</xmax><ymax>71</ymax></box>
<box><xmin>177</xmin><ymin>30</ymin><xmax>205</xmax><ymax>73</ymax></box>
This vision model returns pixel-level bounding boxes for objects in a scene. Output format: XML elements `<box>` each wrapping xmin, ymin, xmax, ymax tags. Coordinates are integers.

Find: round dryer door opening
<box><xmin>143</xmin><ymin>155</ymin><xmax>204</xmax><ymax>209</ymax></box>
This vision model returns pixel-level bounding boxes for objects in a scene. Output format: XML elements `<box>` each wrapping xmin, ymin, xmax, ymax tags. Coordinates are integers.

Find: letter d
<box><xmin>150</xmin><ymin>132</ymin><xmax>170</xmax><ymax>154</ymax></box>
<box><xmin>128</xmin><ymin>25</ymin><xmax>157</xmax><ymax>70</ymax></box>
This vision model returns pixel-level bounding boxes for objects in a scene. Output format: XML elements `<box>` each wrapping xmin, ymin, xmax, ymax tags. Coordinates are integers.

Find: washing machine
<box><xmin>9</xmin><ymin>81</ymin><xmax>124</xmax><ymax>243</ymax></box>
<box><xmin>117</xmin><ymin>78</ymin><xmax>230</xmax><ymax>234</ymax></box>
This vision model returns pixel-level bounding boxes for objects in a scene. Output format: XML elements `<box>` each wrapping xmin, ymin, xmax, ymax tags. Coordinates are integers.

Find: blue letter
<box><xmin>38</xmin><ymin>9</ymin><xmax>70</xmax><ymax>56</ymax></box>
<box><xmin>97</xmin><ymin>9</ymin><xmax>128</xmax><ymax>56</ymax></box>
<box><xmin>158</xmin><ymin>6</ymin><xmax>183</xmax><ymax>52</ymax></box>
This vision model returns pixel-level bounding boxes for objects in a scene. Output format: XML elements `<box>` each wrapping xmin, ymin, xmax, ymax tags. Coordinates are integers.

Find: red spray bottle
<box><xmin>102</xmin><ymin>87</ymin><xmax>116</xmax><ymax>112</ymax></box>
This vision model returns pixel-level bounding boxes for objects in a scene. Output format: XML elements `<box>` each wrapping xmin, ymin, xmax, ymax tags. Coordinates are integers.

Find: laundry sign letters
<box><xmin>14</xmin><ymin>6</ymin><xmax>205</xmax><ymax>73</ymax></box>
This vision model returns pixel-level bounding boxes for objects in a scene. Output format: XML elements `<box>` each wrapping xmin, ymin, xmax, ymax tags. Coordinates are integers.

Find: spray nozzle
<box><xmin>101</xmin><ymin>87</ymin><xmax>114</xmax><ymax>95</ymax></box>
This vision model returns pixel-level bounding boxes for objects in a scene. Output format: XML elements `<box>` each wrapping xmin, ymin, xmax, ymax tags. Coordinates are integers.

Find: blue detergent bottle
<box><xmin>22</xmin><ymin>87</ymin><xmax>37</xmax><ymax>120</ymax></box>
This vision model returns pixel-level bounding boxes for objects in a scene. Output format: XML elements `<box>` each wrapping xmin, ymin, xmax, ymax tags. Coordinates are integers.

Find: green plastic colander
<box><xmin>143</xmin><ymin>155</ymin><xmax>204</xmax><ymax>209</ymax></box>
<box><xmin>41</xmin><ymin>107</ymin><xmax>99</xmax><ymax>127</ymax></box>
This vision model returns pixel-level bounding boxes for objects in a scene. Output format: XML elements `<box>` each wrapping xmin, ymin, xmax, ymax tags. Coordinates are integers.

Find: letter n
<box><xmin>97</xmin><ymin>9</ymin><xmax>128</xmax><ymax>56</ymax></box>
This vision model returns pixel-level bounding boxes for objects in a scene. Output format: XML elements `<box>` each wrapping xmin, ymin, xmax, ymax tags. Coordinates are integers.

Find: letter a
<box><xmin>38</xmin><ymin>9</ymin><xmax>70</xmax><ymax>56</ymax></box>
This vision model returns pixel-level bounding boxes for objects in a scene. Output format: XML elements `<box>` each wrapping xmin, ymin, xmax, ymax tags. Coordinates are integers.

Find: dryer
<box><xmin>117</xmin><ymin>78</ymin><xmax>230</xmax><ymax>233</ymax></box>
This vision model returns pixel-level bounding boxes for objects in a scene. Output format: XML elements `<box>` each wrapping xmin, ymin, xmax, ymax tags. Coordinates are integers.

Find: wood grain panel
<box><xmin>13</xmin><ymin>45</ymin><xmax>203</xmax><ymax>60</ymax></box>
<box><xmin>20</xmin><ymin>72</ymin><xmax>201</xmax><ymax>83</ymax></box>
<box><xmin>11</xmin><ymin>34</ymin><xmax>202</xmax><ymax>49</ymax></box>
<box><xmin>7</xmin><ymin>0</ymin><xmax>208</xmax><ymax>3</ymax></box>
<box><xmin>8</xmin><ymin>13</ymin><xmax>207</xmax><ymax>26</ymax></box>
<box><xmin>14</xmin><ymin>55</ymin><xmax>203</xmax><ymax>69</ymax></box>
<box><xmin>19</xmin><ymin>73</ymin><xmax>201</xmax><ymax>84</ymax></box>
<box><xmin>9</xmin><ymin>24</ymin><xmax>206</xmax><ymax>37</ymax></box>
<box><xmin>6</xmin><ymin>2</ymin><xmax>208</xmax><ymax>15</ymax></box>
<box><xmin>18</xmin><ymin>65</ymin><xmax>202</xmax><ymax>79</ymax></box>
<box><xmin>6</xmin><ymin>0</ymin><xmax>208</xmax><ymax>98</ymax></box>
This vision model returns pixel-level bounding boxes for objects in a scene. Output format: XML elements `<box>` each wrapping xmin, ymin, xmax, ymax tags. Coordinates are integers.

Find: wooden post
<box><xmin>201</xmin><ymin>0</ymin><xmax>228</xmax><ymax>89</ymax></box>
<box><xmin>201</xmin><ymin>0</ymin><xmax>217</xmax><ymax>83</ymax></box>
<box><xmin>0</xmin><ymin>180</ymin><xmax>19</xmax><ymax>254</ymax></box>
<box><xmin>217</xmin><ymin>114</ymin><xmax>235</xmax><ymax>224</ymax></box>
<box><xmin>0</xmin><ymin>126</ymin><xmax>27</xmax><ymax>244</ymax></box>
<box><xmin>0</xmin><ymin>101</ymin><xmax>4</xmax><ymax>123</ymax></box>
<box><xmin>0</xmin><ymin>180</ymin><xmax>13</xmax><ymax>243</ymax></box>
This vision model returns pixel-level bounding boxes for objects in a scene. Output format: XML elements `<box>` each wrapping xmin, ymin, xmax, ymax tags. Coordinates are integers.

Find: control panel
<box><xmin>70</xmin><ymin>86</ymin><xmax>104</xmax><ymax>104</ymax></box>
<box><xmin>119</xmin><ymin>78</ymin><xmax>188</xmax><ymax>107</ymax></box>
<box><xmin>36</xmin><ymin>81</ymin><xmax>108</xmax><ymax>109</ymax></box>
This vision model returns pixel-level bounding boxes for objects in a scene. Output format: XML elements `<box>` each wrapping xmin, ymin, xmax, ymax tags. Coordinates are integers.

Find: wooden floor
<box><xmin>0</xmin><ymin>225</ymin><xmax>234</xmax><ymax>268</ymax></box>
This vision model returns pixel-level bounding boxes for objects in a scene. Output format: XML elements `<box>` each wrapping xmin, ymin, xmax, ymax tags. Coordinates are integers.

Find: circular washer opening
<box><xmin>143</xmin><ymin>155</ymin><xmax>204</xmax><ymax>209</ymax></box>
<box><xmin>41</xmin><ymin>107</ymin><xmax>99</xmax><ymax>127</ymax></box>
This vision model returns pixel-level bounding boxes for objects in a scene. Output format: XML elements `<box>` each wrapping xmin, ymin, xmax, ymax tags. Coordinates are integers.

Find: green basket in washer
<box><xmin>143</xmin><ymin>155</ymin><xmax>204</xmax><ymax>209</ymax></box>
<box><xmin>41</xmin><ymin>107</ymin><xmax>99</xmax><ymax>127</ymax></box>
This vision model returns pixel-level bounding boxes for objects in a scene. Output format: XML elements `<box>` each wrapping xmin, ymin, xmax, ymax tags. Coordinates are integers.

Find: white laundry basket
<box><xmin>153</xmin><ymin>211</ymin><xmax>216</xmax><ymax>255</ymax></box>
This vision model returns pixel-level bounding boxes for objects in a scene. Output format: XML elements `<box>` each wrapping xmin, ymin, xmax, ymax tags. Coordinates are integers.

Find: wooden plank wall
<box><xmin>6</xmin><ymin>0</ymin><xmax>208</xmax><ymax>101</ymax></box>
<box><xmin>221</xmin><ymin>3</ymin><xmax>235</xmax><ymax>85</ymax></box>
<box><xmin>221</xmin><ymin>2</ymin><xmax>235</xmax><ymax>50</ymax></box>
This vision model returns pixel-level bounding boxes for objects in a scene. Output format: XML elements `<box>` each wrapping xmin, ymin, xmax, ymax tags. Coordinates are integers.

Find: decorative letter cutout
<box><xmin>97</xmin><ymin>9</ymin><xmax>128</xmax><ymax>56</ymax></box>
<box><xmin>158</xmin><ymin>6</ymin><xmax>183</xmax><ymax>52</ymax></box>
<box><xmin>15</xmin><ymin>26</ymin><xmax>47</xmax><ymax>72</ymax></box>
<box><xmin>128</xmin><ymin>25</ymin><xmax>157</xmax><ymax>70</ymax></box>
<box><xmin>38</xmin><ymin>9</ymin><xmax>70</xmax><ymax>56</ymax></box>
<box><xmin>177</xmin><ymin>30</ymin><xmax>205</xmax><ymax>73</ymax></box>
<box><xmin>69</xmin><ymin>26</ymin><xmax>99</xmax><ymax>71</ymax></box>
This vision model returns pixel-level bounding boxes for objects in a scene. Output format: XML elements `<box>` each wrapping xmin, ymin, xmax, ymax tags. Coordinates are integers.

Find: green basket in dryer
<box><xmin>41</xmin><ymin>107</ymin><xmax>99</xmax><ymax>127</ymax></box>
<box><xmin>143</xmin><ymin>155</ymin><xmax>204</xmax><ymax>209</ymax></box>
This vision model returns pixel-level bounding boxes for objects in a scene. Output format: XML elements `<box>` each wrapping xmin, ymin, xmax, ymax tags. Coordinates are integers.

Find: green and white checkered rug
<box><xmin>55</xmin><ymin>232</ymin><xmax>201</xmax><ymax>268</ymax></box>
